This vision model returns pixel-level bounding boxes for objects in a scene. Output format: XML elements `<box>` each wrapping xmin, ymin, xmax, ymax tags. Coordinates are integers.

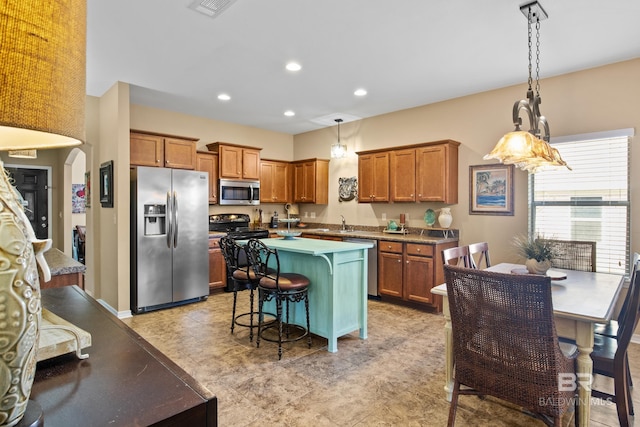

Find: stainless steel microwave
<box><xmin>219</xmin><ymin>179</ymin><xmax>260</xmax><ymax>205</ymax></box>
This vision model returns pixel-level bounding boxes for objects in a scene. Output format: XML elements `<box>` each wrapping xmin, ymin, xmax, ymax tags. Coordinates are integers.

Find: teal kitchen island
<box><xmin>257</xmin><ymin>237</ymin><xmax>373</xmax><ymax>352</ymax></box>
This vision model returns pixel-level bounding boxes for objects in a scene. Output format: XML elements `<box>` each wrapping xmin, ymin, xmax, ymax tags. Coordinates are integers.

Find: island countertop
<box><xmin>256</xmin><ymin>237</ymin><xmax>374</xmax><ymax>254</ymax></box>
<box><xmin>267</xmin><ymin>227</ymin><xmax>458</xmax><ymax>244</ymax></box>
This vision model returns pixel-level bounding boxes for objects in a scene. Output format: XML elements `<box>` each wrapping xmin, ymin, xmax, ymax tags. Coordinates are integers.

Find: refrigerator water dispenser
<box><xmin>144</xmin><ymin>204</ymin><xmax>166</xmax><ymax>235</ymax></box>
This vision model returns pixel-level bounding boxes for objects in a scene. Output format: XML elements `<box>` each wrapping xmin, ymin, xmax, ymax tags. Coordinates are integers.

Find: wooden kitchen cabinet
<box><xmin>357</xmin><ymin>139</ymin><xmax>459</xmax><ymax>204</ymax></box>
<box><xmin>130</xmin><ymin>130</ymin><xmax>197</xmax><ymax>169</ymax></box>
<box><xmin>416</xmin><ymin>141</ymin><xmax>459</xmax><ymax>203</ymax></box>
<box><xmin>196</xmin><ymin>152</ymin><xmax>218</xmax><ymax>204</ymax></box>
<box><xmin>357</xmin><ymin>152</ymin><xmax>389</xmax><ymax>202</ymax></box>
<box><xmin>260</xmin><ymin>159</ymin><xmax>290</xmax><ymax>203</ymax></box>
<box><xmin>378</xmin><ymin>239</ymin><xmax>458</xmax><ymax>311</ymax></box>
<box><xmin>292</xmin><ymin>158</ymin><xmax>329</xmax><ymax>204</ymax></box>
<box><xmin>206</xmin><ymin>142</ymin><xmax>261</xmax><ymax>180</ymax></box>
<box><xmin>390</xmin><ymin>148</ymin><xmax>416</xmax><ymax>202</ymax></box>
<box><xmin>208</xmin><ymin>236</ymin><xmax>226</xmax><ymax>293</ymax></box>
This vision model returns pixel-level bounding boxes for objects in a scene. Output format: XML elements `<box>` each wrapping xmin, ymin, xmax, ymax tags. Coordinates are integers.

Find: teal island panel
<box><xmin>259</xmin><ymin>237</ymin><xmax>372</xmax><ymax>352</ymax></box>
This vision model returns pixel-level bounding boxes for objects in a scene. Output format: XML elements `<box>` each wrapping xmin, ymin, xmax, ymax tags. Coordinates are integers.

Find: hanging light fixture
<box><xmin>484</xmin><ymin>1</ymin><xmax>570</xmax><ymax>173</ymax></box>
<box><xmin>331</xmin><ymin>118</ymin><xmax>347</xmax><ymax>159</ymax></box>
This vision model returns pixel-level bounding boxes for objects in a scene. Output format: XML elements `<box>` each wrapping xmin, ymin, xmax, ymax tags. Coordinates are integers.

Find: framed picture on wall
<box><xmin>84</xmin><ymin>171</ymin><xmax>91</xmax><ymax>208</ymax></box>
<box><xmin>72</xmin><ymin>184</ymin><xmax>86</xmax><ymax>213</ymax></box>
<box><xmin>469</xmin><ymin>163</ymin><xmax>514</xmax><ymax>216</ymax></box>
<box><xmin>100</xmin><ymin>161</ymin><xmax>113</xmax><ymax>208</ymax></box>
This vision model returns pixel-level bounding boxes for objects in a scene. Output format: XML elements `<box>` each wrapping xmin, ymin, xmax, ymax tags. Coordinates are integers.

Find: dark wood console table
<box><xmin>32</xmin><ymin>286</ymin><xmax>217</xmax><ymax>426</ymax></box>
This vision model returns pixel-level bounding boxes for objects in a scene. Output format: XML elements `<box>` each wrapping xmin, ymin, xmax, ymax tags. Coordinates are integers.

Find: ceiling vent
<box><xmin>310</xmin><ymin>113</ymin><xmax>362</xmax><ymax>127</ymax></box>
<box><xmin>188</xmin><ymin>0</ymin><xmax>238</xmax><ymax>18</ymax></box>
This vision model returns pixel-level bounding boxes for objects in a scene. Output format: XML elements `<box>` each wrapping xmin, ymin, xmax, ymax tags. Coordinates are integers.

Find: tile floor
<box><xmin>123</xmin><ymin>292</ymin><xmax>636</xmax><ymax>426</ymax></box>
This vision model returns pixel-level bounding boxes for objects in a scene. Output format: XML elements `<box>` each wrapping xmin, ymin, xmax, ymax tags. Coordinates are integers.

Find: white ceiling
<box><xmin>87</xmin><ymin>0</ymin><xmax>640</xmax><ymax>135</ymax></box>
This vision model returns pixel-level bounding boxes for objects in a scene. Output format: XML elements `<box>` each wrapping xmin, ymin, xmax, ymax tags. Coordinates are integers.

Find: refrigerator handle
<box><xmin>166</xmin><ymin>191</ymin><xmax>172</xmax><ymax>248</ymax></box>
<box><xmin>173</xmin><ymin>190</ymin><xmax>178</xmax><ymax>248</ymax></box>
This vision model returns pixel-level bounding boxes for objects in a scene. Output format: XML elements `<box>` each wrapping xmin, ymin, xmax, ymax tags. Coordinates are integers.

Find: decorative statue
<box><xmin>0</xmin><ymin>162</ymin><xmax>51</xmax><ymax>427</ymax></box>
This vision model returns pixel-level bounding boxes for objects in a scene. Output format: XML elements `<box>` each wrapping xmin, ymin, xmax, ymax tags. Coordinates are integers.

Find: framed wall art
<box><xmin>99</xmin><ymin>160</ymin><xmax>113</xmax><ymax>208</ymax></box>
<box><xmin>71</xmin><ymin>184</ymin><xmax>86</xmax><ymax>213</ymax></box>
<box><xmin>469</xmin><ymin>163</ymin><xmax>514</xmax><ymax>216</ymax></box>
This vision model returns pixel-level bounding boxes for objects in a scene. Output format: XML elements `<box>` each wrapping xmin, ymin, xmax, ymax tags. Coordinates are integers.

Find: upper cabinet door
<box><xmin>164</xmin><ymin>138</ymin><xmax>196</xmax><ymax>170</ymax></box>
<box><xmin>130</xmin><ymin>132</ymin><xmax>164</xmax><ymax>167</ymax></box>
<box><xmin>358</xmin><ymin>152</ymin><xmax>389</xmax><ymax>202</ymax></box>
<box><xmin>196</xmin><ymin>152</ymin><xmax>218</xmax><ymax>203</ymax></box>
<box><xmin>390</xmin><ymin>148</ymin><xmax>416</xmax><ymax>202</ymax></box>
<box><xmin>241</xmin><ymin>148</ymin><xmax>261</xmax><ymax>180</ymax></box>
<box><xmin>219</xmin><ymin>145</ymin><xmax>243</xmax><ymax>178</ymax></box>
<box><xmin>416</xmin><ymin>142</ymin><xmax>458</xmax><ymax>203</ymax></box>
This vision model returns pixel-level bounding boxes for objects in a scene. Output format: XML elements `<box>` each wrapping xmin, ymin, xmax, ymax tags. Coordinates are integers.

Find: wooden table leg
<box><xmin>575</xmin><ymin>321</ymin><xmax>595</xmax><ymax>427</ymax></box>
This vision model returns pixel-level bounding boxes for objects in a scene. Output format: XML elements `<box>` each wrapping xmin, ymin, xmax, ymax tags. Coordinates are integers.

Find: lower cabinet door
<box><xmin>378</xmin><ymin>251</ymin><xmax>403</xmax><ymax>297</ymax></box>
<box><xmin>404</xmin><ymin>254</ymin><xmax>433</xmax><ymax>304</ymax></box>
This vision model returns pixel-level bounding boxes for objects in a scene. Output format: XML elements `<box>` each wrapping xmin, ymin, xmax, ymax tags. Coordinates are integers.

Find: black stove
<box><xmin>210</xmin><ymin>213</ymin><xmax>269</xmax><ymax>292</ymax></box>
<box><xmin>209</xmin><ymin>213</ymin><xmax>269</xmax><ymax>239</ymax></box>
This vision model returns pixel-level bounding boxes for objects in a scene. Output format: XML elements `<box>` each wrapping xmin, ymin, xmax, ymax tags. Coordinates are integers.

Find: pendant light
<box><xmin>484</xmin><ymin>1</ymin><xmax>570</xmax><ymax>173</ymax></box>
<box><xmin>331</xmin><ymin>118</ymin><xmax>347</xmax><ymax>159</ymax></box>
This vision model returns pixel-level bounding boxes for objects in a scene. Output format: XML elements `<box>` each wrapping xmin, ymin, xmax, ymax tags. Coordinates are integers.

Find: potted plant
<box><xmin>513</xmin><ymin>234</ymin><xmax>557</xmax><ymax>274</ymax></box>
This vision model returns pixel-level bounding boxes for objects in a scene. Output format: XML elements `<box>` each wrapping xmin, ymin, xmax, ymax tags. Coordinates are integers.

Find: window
<box><xmin>529</xmin><ymin>129</ymin><xmax>633</xmax><ymax>275</ymax></box>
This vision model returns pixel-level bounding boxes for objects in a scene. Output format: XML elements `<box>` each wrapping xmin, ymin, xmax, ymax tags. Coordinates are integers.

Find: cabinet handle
<box><xmin>416</xmin><ymin>248</ymin><xmax>421</xmax><ymax>252</ymax></box>
<box><xmin>406</xmin><ymin>260</ymin><xmax>409</xmax><ymax>264</ymax></box>
<box><xmin>397</xmin><ymin>259</ymin><xmax>401</xmax><ymax>263</ymax></box>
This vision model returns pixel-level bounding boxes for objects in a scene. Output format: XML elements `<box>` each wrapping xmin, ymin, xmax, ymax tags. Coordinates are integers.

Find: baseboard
<box><xmin>97</xmin><ymin>298</ymin><xmax>132</xmax><ymax>319</ymax></box>
<box><xmin>632</xmin><ymin>334</ymin><xmax>640</xmax><ymax>345</ymax></box>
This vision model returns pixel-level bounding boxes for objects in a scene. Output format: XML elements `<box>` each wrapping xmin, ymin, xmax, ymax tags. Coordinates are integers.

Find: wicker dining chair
<box><xmin>443</xmin><ymin>264</ymin><xmax>578</xmax><ymax>427</ymax></box>
<box><xmin>542</xmin><ymin>239</ymin><xmax>596</xmax><ymax>272</ymax></box>
<box><xmin>590</xmin><ymin>256</ymin><xmax>640</xmax><ymax>427</ymax></box>
<box><xmin>442</xmin><ymin>246</ymin><xmax>472</xmax><ymax>268</ymax></box>
<box><xmin>468</xmin><ymin>241</ymin><xmax>491</xmax><ymax>269</ymax></box>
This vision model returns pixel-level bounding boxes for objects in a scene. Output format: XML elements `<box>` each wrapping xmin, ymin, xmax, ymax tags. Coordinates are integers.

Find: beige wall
<box><xmin>293</xmin><ymin>58</ymin><xmax>640</xmax><ymax>266</ymax></box>
<box><xmin>19</xmin><ymin>58</ymin><xmax>638</xmax><ymax>315</ymax></box>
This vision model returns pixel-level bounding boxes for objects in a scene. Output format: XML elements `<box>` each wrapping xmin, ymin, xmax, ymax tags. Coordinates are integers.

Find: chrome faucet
<box><xmin>340</xmin><ymin>215</ymin><xmax>347</xmax><ymax>231</ymax></box>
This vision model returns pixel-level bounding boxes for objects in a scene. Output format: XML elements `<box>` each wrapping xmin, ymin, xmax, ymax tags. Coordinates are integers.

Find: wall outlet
<box><xmin>381</xmin><ymin>213</ymin><xmax>387</xmax><ymax>221</ymax></box>
<box><xmin>310</xmin><ymin>212</ymin><xmax>316</xmax><ymax>218</ymax></box>
<box><xmin>304</xmin><ymin>212</ymin><xmax>308</xmax><ymax>218</ymax></box>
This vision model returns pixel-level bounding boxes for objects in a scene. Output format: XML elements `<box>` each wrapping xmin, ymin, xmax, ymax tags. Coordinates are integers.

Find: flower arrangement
<box><xmin>513</xmin><ymin>234</ymin><xmax>558</xmax><ymax>262</ymax></box>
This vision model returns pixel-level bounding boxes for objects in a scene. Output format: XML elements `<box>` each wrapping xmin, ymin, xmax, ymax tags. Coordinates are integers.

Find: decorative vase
<box><xmin>525</xmin><ymin>258</ymin><xmax>552</xmax><ymax>275</ymax></box>
<box><xmin>438</xmin><ymin>208</ymin><xmax>453</xmax><ymax>228</ymax></box>
<box><xmin>0</xmin><ymin>163</ymin><xmax>51</xmax><ymax>427</ymax></box>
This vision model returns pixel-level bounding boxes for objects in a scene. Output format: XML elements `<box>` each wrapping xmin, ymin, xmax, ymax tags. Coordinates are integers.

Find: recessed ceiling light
<box><xmin>354</xmin><ymin>88</ymin><xmax>367</xmax><ymax>96</ymax></box>
<box><xmin>284</xmin><ymin>110</ymin><xmax>295</xmax><ymax>117</ymax></box>
<box><xmin>285</xmin><ymin>62</ymin><xmax>302</xmax><ymax>72</ymax></box>
<box><xmin>217</xmin><ymin>93</ymin><xmax>231</xmax><ymax>101</ymax></box>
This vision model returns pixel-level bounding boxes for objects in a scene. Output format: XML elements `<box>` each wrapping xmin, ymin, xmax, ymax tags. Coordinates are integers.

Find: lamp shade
<box><xmin>0</xmin><ymin>0</ymin><xmax>86</xmax><ymax>150</ymax></box>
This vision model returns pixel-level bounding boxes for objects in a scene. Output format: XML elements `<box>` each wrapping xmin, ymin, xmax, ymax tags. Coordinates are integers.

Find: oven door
<box><xmin>219</xmin><ymin>179</ymin><xmax>260</xmax><ymax>205</ymax></box>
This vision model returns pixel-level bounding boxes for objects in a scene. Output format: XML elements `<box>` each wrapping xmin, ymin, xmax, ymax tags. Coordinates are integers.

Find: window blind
<box><xmin>529</xmin><ymin>131</ymin><xmax>631</xmax><ymax>275</ymax></box>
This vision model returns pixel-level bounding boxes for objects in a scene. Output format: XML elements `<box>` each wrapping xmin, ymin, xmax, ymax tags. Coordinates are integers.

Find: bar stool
<box><xmin>220</xmin><ymin>236</ymin><xmax>263</xmax><ymax>341</ymax></box>
<box><xmin>246</xmin><ymin>238</ymin><xmax>311</xmax><ymax>360</ymax></box>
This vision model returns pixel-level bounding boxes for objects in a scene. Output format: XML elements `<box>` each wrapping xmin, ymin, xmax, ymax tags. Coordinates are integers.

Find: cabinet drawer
<box><xmin>406</xmin><ymin>243</ymin><xmax>433</xmax><ymax>257</ymax></box>
<box><xmin>379</xmin><ymin>241</ymin><xmax>403</xmax><ymax>253</ymax></box>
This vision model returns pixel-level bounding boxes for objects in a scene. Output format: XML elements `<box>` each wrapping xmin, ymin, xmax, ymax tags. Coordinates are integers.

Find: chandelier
<box><xmin>330</xmin><ymin>118</ymin><xmax>347</xmax><ymax>159</ymax></box>
<box><xmin>484</xmin><ymin>1</ymin><xmax>570</xmax><ymax>173</ymax></box>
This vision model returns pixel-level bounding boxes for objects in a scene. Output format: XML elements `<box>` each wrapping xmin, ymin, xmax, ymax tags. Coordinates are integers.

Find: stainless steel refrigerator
<box><xmin>131</xmin><ymin>167</ymin><xmax>209</xmax><ymax>313</ymax></box>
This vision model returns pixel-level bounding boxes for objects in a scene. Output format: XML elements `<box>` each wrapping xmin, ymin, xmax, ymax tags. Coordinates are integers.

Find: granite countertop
<box><xmin>208</xmin><ymin>226</ymin><xmax>459</xmax><ymax>244</ymax></box>
<box><xmin>43</xmin><ymin>248</ymin><xmax>86</xmax><ymax>276</ymax></box>
<box><xmin>268</xmin><ymin>227</ymin><xmax>459</xmax><ymax>244</ymax></box>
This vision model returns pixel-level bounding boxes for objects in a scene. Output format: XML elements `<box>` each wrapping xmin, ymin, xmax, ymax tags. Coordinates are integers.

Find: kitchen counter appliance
<box><xmin>209</xmin><ymin>213</ymin><xmax>270</xmax><ymax>292</ymax></box>
<box><xmin>131</xmin><ymin>167</ymin><xmax>209</xmax><ymax>313</ymax></box>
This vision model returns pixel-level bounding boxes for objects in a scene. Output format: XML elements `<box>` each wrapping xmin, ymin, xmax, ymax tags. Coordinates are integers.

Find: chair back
<box><xmin>542</xmin><ymin>239</ymin><xmax>596</xmax><ymax>272</ymax></box>
<box><xmin>442</xmin><ymin>246</ymin><xmax>471</xmax><ymax>268</ymax></box>
<box><xmin>443</xmin><ymin>264</ymin><xmax>576</xmax><ymax>419</ymax></box>
<box><xmin>468</xmin><ymin>241</ymin><xmax>491</xmax><ymax>269</ymax></box>
<box><xmin>614</xmin><ymin>252</ymin><xmax>640</xmax><ymax>337</ymax></box>
<box><xmin>219</xmin><ymin>236</ymin><xmax>243</xmax><ymax>272</ymax></box>
<box><xmin>614</xmin><ymin>256</ymin><xmax>640</xmax><ymax>360</ymax></box>
<box><xmin>246</xmin><ymin>238</ymin><xmax>282</xmax><ymax>291</ymax></box>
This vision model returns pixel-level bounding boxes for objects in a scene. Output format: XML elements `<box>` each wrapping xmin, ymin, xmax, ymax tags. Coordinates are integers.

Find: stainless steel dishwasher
<box><xmin>343</xmin><ymin>238</ymin><xmax>378</xmax><ymax>297</ymax></box>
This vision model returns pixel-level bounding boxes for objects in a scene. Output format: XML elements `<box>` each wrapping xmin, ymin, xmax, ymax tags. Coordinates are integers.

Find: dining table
<box><xmin>431</xmin><ymin>262</ymin><xmax>625</xmax><ymax>427</ymax></box>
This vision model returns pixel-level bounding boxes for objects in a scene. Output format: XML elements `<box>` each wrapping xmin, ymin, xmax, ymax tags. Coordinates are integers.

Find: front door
<box><xmin>5</xmin><ymin>167</ymin><xmax>49</xmax><ymax>239</ymax></box>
